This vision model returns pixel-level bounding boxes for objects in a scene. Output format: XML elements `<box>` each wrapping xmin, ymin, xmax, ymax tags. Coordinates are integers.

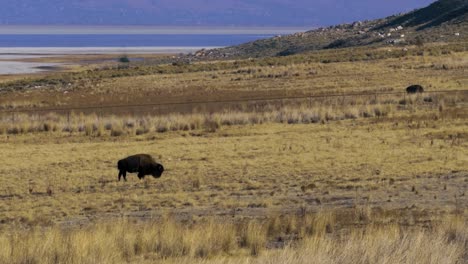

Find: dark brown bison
<box><xmin>406</xmin><ymin>85</ymin><xmax>424</xmax><ymax>94</ymax></box>
<box><xmin>117</xmin><ymin>154</ymin><xmax>164</xmax><ymax>181</ymax></box>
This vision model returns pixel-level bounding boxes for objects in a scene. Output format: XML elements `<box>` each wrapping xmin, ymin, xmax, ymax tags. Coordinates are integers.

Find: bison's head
<box><xmin>151</xmin><ymin>163</ymin><xmax>164</xmax><ymax>178</ymax></box>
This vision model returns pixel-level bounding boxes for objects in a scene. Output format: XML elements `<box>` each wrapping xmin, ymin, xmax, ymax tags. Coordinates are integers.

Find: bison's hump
<box><xmin>406</xmin><ymin>84</ymin><xmax>424</xmax><ymax>93</ymax></box>
<box><xmin>129</xmin><ymin>154</ymin><xmax>155</xmax><ymax>161</ymax></box>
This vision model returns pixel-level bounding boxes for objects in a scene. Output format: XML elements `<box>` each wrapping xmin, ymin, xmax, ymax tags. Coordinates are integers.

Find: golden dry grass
<box><xmin>0</xmin><ymin>106</ymin><xmax>466</xmax><ymax>226</ymax></box>
<box><xmin>0</xmin><ymin>91</ymin><xmax>464</xmax><ymax>136</ymax></box>
<box><xmin>0</xmin><ymin>212</ymin><xmax>465</xmax><ymax>264</ymax></box>
<box><xmin>0</xmin><ymin>46</ymin><xmax>467</xmax><ymax>263</ymax></box>
<box><xmin>0</xmin><ymin>48</ymin><xmax>466</xmax><ymax>110</ymax></box>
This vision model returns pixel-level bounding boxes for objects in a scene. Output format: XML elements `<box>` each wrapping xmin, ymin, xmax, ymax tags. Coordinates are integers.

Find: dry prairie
<box><xmin>0</xmin><ymin>44</ymin><xmax>467</xmax><ymax>263</ymax></box>
<box><xmin>0</xmin><ymin>45</ymin><xmax>467</xmax><ymax>111</ymax></box>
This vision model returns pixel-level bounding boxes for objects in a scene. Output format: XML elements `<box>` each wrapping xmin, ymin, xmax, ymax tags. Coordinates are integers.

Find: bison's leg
<box><xmin>118</xmin><ymin>170</ymin><xmax>127</xmax><ymax>181</ymax></box>
<box><xmin>138</xmin><ymin>172</ymin><xmax>145</xmax><ymax>180</ymax></box>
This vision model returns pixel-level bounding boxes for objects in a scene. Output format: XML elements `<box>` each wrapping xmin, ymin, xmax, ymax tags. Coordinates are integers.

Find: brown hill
<box><xmin>195</xmin><ymin>0</ymin><xmax>468</xmax><ymax>59</ymax></box>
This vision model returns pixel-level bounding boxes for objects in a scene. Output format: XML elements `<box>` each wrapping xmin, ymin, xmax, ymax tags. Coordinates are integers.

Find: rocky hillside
<box><xmin>195</xmin><ymin>0</ymin><xmax>467</xmax><ymax>59</ymax></box>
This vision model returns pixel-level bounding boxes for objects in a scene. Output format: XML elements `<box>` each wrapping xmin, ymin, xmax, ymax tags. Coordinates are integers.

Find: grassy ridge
<box><xmin>0</xmin><ymin>42</ymin><xmax>465</xmax><ymax>93</ymax></box>
<box><xmin>0</xmin><ymin>46</ymin><xmax>466</xmax><ymax>118</ymax></box>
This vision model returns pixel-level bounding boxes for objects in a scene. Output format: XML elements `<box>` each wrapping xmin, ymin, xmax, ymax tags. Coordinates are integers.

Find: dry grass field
<box><xmin>1</xmin><ymin>44</ymin><xmax>467</xmax><ymax>110</ymax></box>
<box><xmin>0</xmin><ymin>44</ymin><xmax>467</xmax><ymax>263</ymax></box>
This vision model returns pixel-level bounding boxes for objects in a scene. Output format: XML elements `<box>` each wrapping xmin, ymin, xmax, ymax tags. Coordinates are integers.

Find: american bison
<box><xmin>406</xmin><ymin>85</ymin><xmax>424</xmax><ymax>94</ymax></box>
<box><xmin>117</xmin><ymin>154</ymin><xmax>164</xmax><ymax>182</ymax></box>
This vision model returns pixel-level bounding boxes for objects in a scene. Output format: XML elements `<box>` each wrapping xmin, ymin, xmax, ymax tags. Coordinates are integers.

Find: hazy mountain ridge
<box><xmin>0</xmin><ymin>0</ymin><xmax>433</xmax><ymax>27</ymax></box>
<box><xmin>377</xmin><ymin>0</ymin><xmax>468</xmax><ymax>30</ymax></box>
<box><xmin>196</xmin><ymin>0</ymin><xmax>467</xmax><ymax>59</ymax></box>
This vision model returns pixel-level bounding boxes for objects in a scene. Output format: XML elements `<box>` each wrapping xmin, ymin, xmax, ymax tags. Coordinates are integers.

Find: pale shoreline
<box><xmin>0</xmin><ymin>61</ymin><xmax>63</xmax><ymax>74</ymax></box>
<box><xmin>0</xmin><ymin>46</ymin><xmax>216</xmax><ymax>75</ymax></box>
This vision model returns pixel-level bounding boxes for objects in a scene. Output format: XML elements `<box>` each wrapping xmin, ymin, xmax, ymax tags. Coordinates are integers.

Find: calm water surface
<box><xmin>0</xmin><ymin>34</ymin><xmax>275</xmax><ymax>48</ymax></box>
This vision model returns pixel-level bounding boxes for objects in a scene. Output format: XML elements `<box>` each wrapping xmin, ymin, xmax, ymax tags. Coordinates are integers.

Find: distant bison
<box><xmin>117</xmin><ymin>154</ymin><xmax>164</xmax><ymax>182</ymax></box>
<box><xmin>406</xmin><ymin>85</ymin><xmax>424</xmax><ymax>94</ymax></box>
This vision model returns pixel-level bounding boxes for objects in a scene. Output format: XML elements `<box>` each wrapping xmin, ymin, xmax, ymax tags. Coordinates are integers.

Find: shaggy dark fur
<box><xmin>117</xmin><ymin>154</ymin><xmax>164</xmax><ymax>181</ymax></box>
<box><xmin>406</xmin><ymin>84</ymin><xmax>424</xmax><ymax>94</ymax></box>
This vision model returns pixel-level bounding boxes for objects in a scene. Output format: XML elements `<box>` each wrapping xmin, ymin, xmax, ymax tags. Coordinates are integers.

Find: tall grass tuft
<box><xmin>0</xmin><ymin>212</ymin><xmax>465</xmax><ymax>264</ymax></box>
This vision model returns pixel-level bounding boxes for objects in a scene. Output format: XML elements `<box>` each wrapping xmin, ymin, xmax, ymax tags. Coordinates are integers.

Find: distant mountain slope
<box><xmin>0</xmin><ymin>0</ymin><xmax>433</xmax><ymax>27</ymax></box>
<box><xmin>198</xmin><ymin>0</ymin><xmax>467</xmax><ymax>59</ymax></box>
<box><xmin>377</xmin><ymin>0</ymin><xmax>468</xmax><ymax>30</ymax></box>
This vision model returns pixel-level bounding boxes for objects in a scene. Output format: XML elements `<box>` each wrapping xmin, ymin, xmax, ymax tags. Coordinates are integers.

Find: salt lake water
<box><xmin>0</xmin><ymin>34</ymin><xmax>276</xmax><ymax>49</ymax></box>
